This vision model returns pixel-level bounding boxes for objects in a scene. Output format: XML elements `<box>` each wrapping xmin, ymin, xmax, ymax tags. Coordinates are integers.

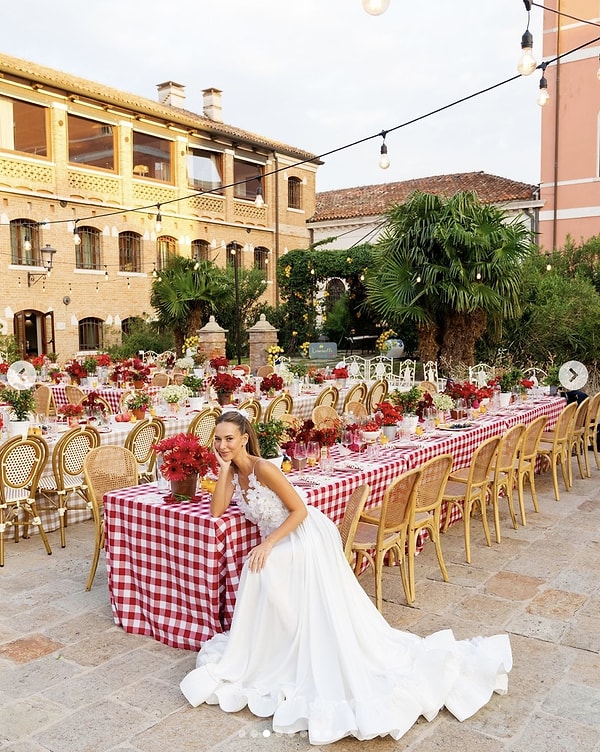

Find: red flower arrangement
<box><xmin>281</xmin><ymin>418</ymin><xmax>341</xmax><ymax>450</ymax></box>
<box><xmin>122</xmin><ymin>358</ymin><xmax>151</xmax><ymax>384</ymax></box>
<box><xmin>58</xmin><ymin>403</ymin><xmax>85</xmax><ymax>418</ymax></box>
<box><xmin>82</xmin><ymin>391</ymin><xmax>108</xmax><ymax>414</ymax></box>
<box><xmin>332</xmin><ymin>366</ymin><xmax>349</xmax><ymax>379</ymax></box>
<box><xmin>152</xmin><ymin>433</ymin><xmax>218</xmax><ymax>481</ymax></box>
<box><xmin>241</xmin><ymin>382</ymin><xmax>257</xmax><ymax>393</ymax></box>
<box><xmin>211</xmin><ymin>372</ymin><xmax>242</xmax><ymax>394</ymax></box>
<box><xmin>521</xmin><ymin>378</ymin><xmax>535</xmax><ymax>390</ymax></box>
<box><xmin>96</xmin><ymin>353</ymin><xmax>112</xmax><ymax>367</ymax></box>
<box><xmin>375</xmin><ymin>401</ymin><xmax>403</xmax><ymax>426</ymax></box>
<box><xmin>30</xmin><ymin>355</ymin><xmax>46</xmax><ymax>370</ymax></box>
<box><xmin>0</xmin><ymin>362</ymin><xmax>9</xmax><ymax>374</ymax></box>
<box><xmin>260</xmin><ymin>373</ymin><xmax>284</xmax><ymax>393</ymax></box>
<box><xmin>64</xmin><ymin>360</ymin><xmax>88</xmax><ymax>380</ymax></box>
<box><xmin>209</xmin><ymin>355</ymin><xmax>229</xmax><ymax>370</ymax></box>
<box><xmin>415</xmin><ymin>390</ymin><xmax>434</xmax><ymax>419</ymax></box>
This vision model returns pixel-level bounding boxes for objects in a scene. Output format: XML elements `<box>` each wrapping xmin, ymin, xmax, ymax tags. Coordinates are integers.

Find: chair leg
<box><xmin>479</xmin><ymin>494</ymin><xmax>492</xmax><ymax>548</ymax></box>
<box><xmin>549</xmin><ymin>453</ymin><xmax>561</xmax><ymax>501</ymax></box>
<box><xmin>516</xmin><ymin>472</ymin><xmax>528</xmax><ymax>526</ymax></box>
<box><xmin>559</xmin><ymin>449</ymin><xmax>571</xmax><ymax>492</ymax></box>
<box><xmin>30</xmin><ymin>503</ymin><xmax>53</xmax><ymax>557</ymax></box>
<box><xmin>463</xmin><ymin>501</ymin><xmax>472</xmax><ymax>564</ymax></box>
<box><xmin>406</xmin><ymin>532</ymin><xmax>417</xmax><ymax>605</ymax></box>
<box><xmin>492</xmin><ymin>484</ymin><xmax>502</xmax><ymax>544</ymax></box>
<box><xmin>428</xmin><ymin>520</ymin><xmax>449</xmax><ymax>584</ymax></box>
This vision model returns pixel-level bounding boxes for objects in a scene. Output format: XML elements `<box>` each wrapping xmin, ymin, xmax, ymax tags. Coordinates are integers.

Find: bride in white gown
<box><xmin>180</xmin><ymin>411</ymin><xmax>512</xmax><ymax>746</ymax></box>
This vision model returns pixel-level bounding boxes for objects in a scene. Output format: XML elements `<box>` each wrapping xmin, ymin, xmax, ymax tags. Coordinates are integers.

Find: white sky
<box><xmin>1</xmin><ymin>0</ymin><xmax>548</xmax><ymax>192</ymax></box>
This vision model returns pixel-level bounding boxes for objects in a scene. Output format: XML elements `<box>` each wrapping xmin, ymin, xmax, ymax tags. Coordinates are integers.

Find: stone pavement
<box><xmin>1</xmin><ymin>459</ymin><xmax>599</xmax><ymax>752</ymax></box>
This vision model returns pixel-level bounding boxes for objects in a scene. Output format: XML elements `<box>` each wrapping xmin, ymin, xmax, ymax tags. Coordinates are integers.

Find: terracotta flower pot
<box><xmin>170</xmin><ymin>474</ymin><xmax>198</xmax><ymax>499</ymax></box>
<box><xmin>132</xmin><ymin>408</ymin><xmax>146</xmax><ymax>421</ymax></box>
<box><xmin>217</xmin><ymin>391</ymin><xmax>233</xmax><ymax>406</ymax></box>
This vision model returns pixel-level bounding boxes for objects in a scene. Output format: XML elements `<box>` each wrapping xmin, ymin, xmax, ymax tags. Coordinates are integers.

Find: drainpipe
<box><xmin>551</xmin><ymin>1</ymin><xmax>561</xmax><ymax>250</ymax></box>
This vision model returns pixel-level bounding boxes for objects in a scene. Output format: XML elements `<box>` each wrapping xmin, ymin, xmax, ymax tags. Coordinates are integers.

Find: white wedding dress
<box><xmin>180</xmin><ymin>471</ymin><xmax>512</xmax><ymax>746</ymax></box>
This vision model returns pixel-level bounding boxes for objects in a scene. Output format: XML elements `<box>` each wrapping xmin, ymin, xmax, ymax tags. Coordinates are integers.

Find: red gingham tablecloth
<box><xmin>104</xmin><ymin>396</ymin><xmax>566</xmax><ymax>651</ymax></box>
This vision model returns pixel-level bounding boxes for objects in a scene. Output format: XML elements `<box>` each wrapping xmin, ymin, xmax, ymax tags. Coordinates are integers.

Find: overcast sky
<box><xmin>1</xmin><ymin>1</ymin><xmax>548</xmax><ymax>192</ymax></box>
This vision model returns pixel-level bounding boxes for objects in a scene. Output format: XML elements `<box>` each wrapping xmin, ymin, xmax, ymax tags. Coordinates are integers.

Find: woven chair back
<box><xmin>0</xmin><ymin>435</ymin><xmax>48</xmax><ymax>494</ymax></box>
<box><xmin>263</xmin><ymin>393</ymin><xmax>293</xmax><ymax>422</ymax></box>
<box><xmin>53</xmin><ymin>426</ymin><xmax>101</xmax><ymax>484</ymax></box>
<box><xmin>342</xmin><ymin>382</ymin><xmax>367</xmax><ymax>411</ymax></box>
<box><xmin>237</xmin><ymin>398</ymin><xmax>262</xmax><ymax>423</ymax></box>
<box><xmin>345</xmin><ymin>401</ymin><xmax>368</xmax><ymax>420</ymax></box>
<box><xmin>314</xmin><ymin>386</ymin><xmax>339</xmax><ymax>409</ymax></box>
<box><xmin>339</xmin><ymin>484</ymin><xmax>370</xmax><ymax>561</ymax></box>
<box><xmin>124</xmin><ymin>418</ymin><xmax>166</xmax><ymax>468</ymax></box>
<box><xmin>519</xmin><ymin>415</ymin><xmax>547</xmax><ymax>463</ymax></box>
<box><xmin>497</xmin><ymin>423</ymin><xmax>527</xmax><ymax>473</ymax></box>
<box><xmin>151</xmin><ymin>372</ymin><xmax>170</xmax><ymax>387</ymax></box>
<box><xmin>188</xmin><ymin>407</ymin><xmax>222</xmax><ymax>446</ymax></box>
<box><xmin>366</xmin><ymin>379</ymin><xmax>388</xmax><ymax>413</ymax></box>
<box><xmin>33</xmin><ymin>385</ymin><xmax>52</xmax><ymax>416</ymax></box>
<box><xmin>414</xmin><ymin>454</ymin><xmax>453</xmax><ymax>513</ymax></box>
<box><xmin>311</xmin><ymin>405</ymin><xmax>339</xmax><ymax>429</ymax></box>
<box><xmin>64</xmin><ymin>385</ymin><xmax>86</xmax><ymax>405</ymax></box>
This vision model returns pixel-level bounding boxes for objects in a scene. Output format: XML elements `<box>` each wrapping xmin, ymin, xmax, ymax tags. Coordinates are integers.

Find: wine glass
<box><xmin>306</xmin><ymin>441</ymin><xmax>320</xmax><ymax>469</ymax></box>
<box><xmin>341</xmin><ymin>428</ymin><xmax>354</xmax><ymax>451</ymax></box>
<box><xmin>292</xmin><ymin>441</ymin><xmax>307</xmax><ymax>470</ymax></box>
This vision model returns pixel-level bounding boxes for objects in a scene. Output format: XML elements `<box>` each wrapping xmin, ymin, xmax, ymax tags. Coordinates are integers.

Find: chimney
<box><xmin>156</xmin><ymin>81</ymin><xmax>186</xmax><ymax>108</ymax></box>
<box><xmin>202</xmin><ymin>88</ymin><xmax>223</xmax><ymax>122</ymax></box>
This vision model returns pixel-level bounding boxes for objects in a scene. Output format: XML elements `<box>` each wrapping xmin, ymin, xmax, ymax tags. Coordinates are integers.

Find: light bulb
<box><xmin>546</xmin><ymin>263</ymin><xmax>552</xmax><ymax>271</ymax></box>
<box><xmin>379</xmin><ymin>142</ymin><xmax>390</xmax><ymax>170</ymax></box>
<box><xmin>537</xmin><ymin>86</ymin><xmax>550</xmax><ymax>106</ymax></box>
<box><xmin>362</xmin><ymin>0</ymin><xmax>390</xmax><ymax>15</ymax></box>
<box><xmin>416</xmin><ymin>274</ymin><xmax>421</xmax><ymax>283</ymax></box>
<box><xmin>255</xmin><ymin>181</ymin><xmax>264</xmax><ymax>207</ymax></box>
<box><xmin>476</xmin><ymin>272</ymin><xmax>482</xmax><ymax>280</ymax></box>
<box><xmin>155</xmin><ymin>213</ymin><xmax>162</xmax><ymax>233</ymax></box>
<box><xmin>23</xmin><ymin>237</ymin><xmax>32</xmax><ymax>251</ymax></box>
<box><xmin>74</xmin><ymin>231</ymin><xmax>81</xmax><ymax>246</ymax></box>
<box><xmin>517</xmin><ymin>30</ymin><xmax>536</xmax><ymax>75</ymax></box>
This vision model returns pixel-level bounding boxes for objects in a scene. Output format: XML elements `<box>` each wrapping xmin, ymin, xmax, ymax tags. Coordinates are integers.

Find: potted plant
<box><xmin>58</xmin><ymin>402</ymin><xmax>85</xmax><ymax>427</ymax></box>
<box><xmin>160</xmin><ymin>384</ymin><xmax>190</xmax><ymax>414</ymax></box>
<box><xmin>543</xmin><ymin>364</ymin><xmax>561</xmax><ymax>395</ymax></box>
<box><xmin>3</xmin><ymin>387</ymin><xmax>36</xmax><ymax>437</ymax></box>
<box><xmin>255</xmin><ymin>419</ymin><xmax>288</xmax><ymax>462</ymax></box>
<box><xmin>375</xmin><ymin>400</ymin><xmax>402</xmax><ymax>440</ymax></box>
<box><xmin>183</xmin><ymin>374</ymin><xmax>206</xmax><ymax>411</ymax></box>
<box><xmin>124</xmin><ymin>391</ymin><xmax>153</xmax><ymax>420</ymax></box>
<box><xmin>152</xmin><ymin>432</ymin><xmax>218</xmax><ymax>499</ymax></box>
<box><xmin>83</xmin><ymin>355</ymin><xmax>99</xmax><ymax>376</ymax></box>
<box><xmin>332</xmin><ymin>365</ymin><xmax>349</xmax><ymax>386</ymax></box>
<box><xmin>64</xmin><ymin>359</ymin><xmax>88</xmax><ymax>385</ymax></box>
<box><xmin>260</xmin><ymin>373</ymin><xmax>284</xmax><ymax>397</ymax></box>
<box><xmin>209</xmin><ymin>355</ymin><xmax>229</xmax><ymax>371</ymax></box>
<box><xmin>211</xmin><ymin>372</ymin><xmax>242</xmax><ymax>406</ymax></box>
<box><xmin>122</xmin><ymin>357</ymin><xmax>151</xmax><ymax>387</ymax></box>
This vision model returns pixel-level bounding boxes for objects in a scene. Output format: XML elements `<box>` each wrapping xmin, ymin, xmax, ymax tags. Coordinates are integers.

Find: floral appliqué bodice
<box><xmin>232</xmin><ymin>471</ymin><xmax>290</xmax><ymax>539</ymax></box>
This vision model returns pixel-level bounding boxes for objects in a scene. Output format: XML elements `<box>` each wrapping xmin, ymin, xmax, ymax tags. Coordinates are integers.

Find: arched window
<box><xmin>122</xmin><ymin>316</ymin><xmax>142</xmax><ymax>336</ymax></box>
<box><xmin>76</xmin><ymin>226</ymin><xmax>102</xmax><ymax>270</ymax></box>
<box><xmin>325</xmin><ymin>278</ymin><xmax>346</xmax><ymax>311</ymax></box>
<box><xmin>157</xmin><ymin>235</ymin><xmax>176</xmax><ymax>271</ymax></box>
<box><xmin>78</xmin><ymin>317</ymin><xmax>104</xmax><ymax>351</ymax></box>
<box><xmin>192</xmin><ymin>239</ymin><xmax>210</xmax><ymax>263</ymax></box>
<box><xmin>254</xmin><ymin>246</ymin><xmax>269</xmax><ymax>272</ymax></box>
<box><xmin>288</xmin><ymin>176</ymin><xmax>303</xmax><ymax>210</ymax></box>
<box><xmin>10</xmin><ymin>219</ymin><xmax>40</xmax><ymax>265</ymax></box>
<box><xmin>119</xmin><ymin>232</ymin><xmax>142</xmax><ymax>273</ymax></box>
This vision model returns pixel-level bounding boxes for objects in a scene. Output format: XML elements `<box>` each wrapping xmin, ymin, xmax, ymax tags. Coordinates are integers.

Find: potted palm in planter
<box><xmin>3</xmin><ymin>387</ymin><xmax>36</xmax><ymax>438</ymax></box>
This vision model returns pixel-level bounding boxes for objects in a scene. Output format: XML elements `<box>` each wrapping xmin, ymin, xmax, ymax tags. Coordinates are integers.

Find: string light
<box><xmin>546</xmin><ymin>262</ymin><xmax>552</xmax><ymax>271</ymax></box>
<box><xmin>378</xmin><ymin>131</ymin><xmax>390</xmax><ymax>170</ymax></box>
<box><xmin>415</xmin><ymin>273</ymin><xmax>422</xmax><ymax>283</ymax></box>
<box><xmin>73</xmin><ymin>221</ymin><xmax>81</xmax><ymax>246</ymax></box>
<box><xmin>537</xmin><ymin>62</ymin><xmax>550</xmax><ymax>106</ymax></box>
<box><xmin>152</xmin><ymin>262</ymin><xmax>158</xmax><ymax>278</ymax></box>
<box><xmin>23</xmin><ymin>233</ymin><xmax>32</xmax><ymax>252</ymax></box>
<box><xmin>476</xmin><ymin>271</ymin><xmax>482</xmax><ymax>280</ymax></box>
<box><xmin>362</xmin><ymin>0</ymin><xmax>390</xmax><ymax>15</ymax></box>
<box><xmin>155</xmin><ymin>204</ymin><xmax>162</xmax><ymax>233</ymax></box>
<box><xmin>518</xmin><ymin>1</ymin><xmax>537</xmax><ymax>76</ymax></box>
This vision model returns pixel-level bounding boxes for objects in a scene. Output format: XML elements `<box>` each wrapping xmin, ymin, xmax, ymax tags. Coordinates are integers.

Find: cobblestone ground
<box><xmin>1</xmin><ymin>460</ymin><xmax>599</xmax><ymax>752</ymax></box>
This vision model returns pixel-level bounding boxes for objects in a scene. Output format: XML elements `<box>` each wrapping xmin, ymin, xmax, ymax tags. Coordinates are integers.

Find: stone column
<box><xmin>248</xmin><ymin>314</ymin><xmax>278</xmax><ymax>374</ymax></box>
<box><xmin>198</xmin><ymin>316</ymin><xmax>227</xmax><ymax>360</ymax></box>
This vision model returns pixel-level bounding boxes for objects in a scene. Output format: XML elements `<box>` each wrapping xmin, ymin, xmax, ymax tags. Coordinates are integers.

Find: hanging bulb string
<box><xmin>21</xmin><ymin>27</ymin><xmax>600</xmax><ymax>232</ymax></box>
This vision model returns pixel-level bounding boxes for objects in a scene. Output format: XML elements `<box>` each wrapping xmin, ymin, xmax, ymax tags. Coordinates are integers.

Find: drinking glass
<box><xmin>341</xmin><ymin>428</ymin><xmax>354</xmax><ymax>450</ymax></box>
<box><xmin>306</xmin><ymin>441</ymin><xmax>320</xmax><ymax>468</ymax></box>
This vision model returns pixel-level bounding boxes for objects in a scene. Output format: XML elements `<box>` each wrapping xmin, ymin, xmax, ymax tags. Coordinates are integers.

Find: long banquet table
<box><xmin>103</xmin><ymin>395</ymin><xmax>565</xmax><ymax>651</ymax></box>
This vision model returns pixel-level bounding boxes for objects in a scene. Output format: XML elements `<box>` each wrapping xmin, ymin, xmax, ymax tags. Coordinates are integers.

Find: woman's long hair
<box><xmin>216</xmin><ymin>410</ymin><xmax>262</xmax><ymax>457</ymax></box>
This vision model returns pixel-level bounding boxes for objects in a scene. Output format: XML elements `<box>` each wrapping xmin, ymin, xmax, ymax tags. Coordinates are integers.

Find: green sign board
<box><xmin>308</xmin><ymin>342</ymin><xmax>337</xmax><ymax>359</ymax></box>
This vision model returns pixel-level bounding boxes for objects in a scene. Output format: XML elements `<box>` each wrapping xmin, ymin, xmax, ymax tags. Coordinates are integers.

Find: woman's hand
<box><xmin>247</xmin><ymin>540</ymin><xmax>273</xmax><ymax>572</ymax></box>
<box><xmin>214</xmin><ymin>444</ymin><xmax>231</xmax><ymax>472</ymax></box>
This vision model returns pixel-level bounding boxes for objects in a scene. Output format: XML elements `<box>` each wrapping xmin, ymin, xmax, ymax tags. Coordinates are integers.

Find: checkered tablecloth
<box><xmin>103</xmin><ymin>396</ymin><xmax>566</xmax><ymax>651</ymax></box>
<box><xmin>35</xmin><ymin>412</ymin><xmax>196</xmax><ymax>533</ymax></box>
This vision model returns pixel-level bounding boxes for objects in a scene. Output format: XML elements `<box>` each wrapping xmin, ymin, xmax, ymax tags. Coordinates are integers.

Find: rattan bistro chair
<box><xmin>442</xmin><ymin>435</ymin><xmax>501</xmax><ymax>564</ymax></box>
<box><xmin>568</xmin><ymin>397</ymin><xmax>592</xmax><ymax>481</ymax></box>
<box><xmin>489</xmin><ymin>423</ymin><xmax>526</xmax><ymax>542</ymax></box>
<box><xmin>0</xmin><ymin>435</ymin><xmax>51</xmax><ymax>566</ymax></box>
<box><xmin>345</xmin><ymin>401</ymin><xmax>368</xmax><ymax>420</ymax></box>
<box><xmin>337</xmin><ymin>484</ymin><xmax>370</xmax><ymax>565</ymax></box>
<box><xmin>237</xmin><ymin>398</ymin><xmax>262</xmax><ymax>423</ymax></box>
<box><xmin>313</xmin><ymin>385</ymin><xmax>339</xmax><ymax>410</ymax></box>
<box><xmin>83</xmin><ymin>445</ymin><xmax>138</xmax><ymax>590</ymax></box>
<box><xmin>64</xmin><ymin>384</ymin><xmax>87</xmax><ymax>405</ymax></box>
<box><xmin>537</xmin><ymin>400</ymin><xmax>578</xmax><ymax>501</ymax></box>
<box><xmin>311</xmin><ymin>405</ymin><xmax>340</xmax><ymax>430</ymax></box>
<box><xmin>365</xmin><ymin>379</ymin><xmax>388</xmax><ymax>414</ymax></box>
<box><xmin>585</xmin><ymin>392</ymin><xmax>600</xmax><ymax>472</ymax></box>
<box><xmin>514</xmin><ymin>415</ymin><xmax>547</xmax><ymax>525</ymax></box>
<box><xmin>124</xmin><ymin>417</ymin><xmax>166</xmax><ymax>483</ymax></box>
<box><xmin>188</xmin><ymin>406</ymin><xmax>222</xmax><ymax>447</ymax></box>
<box><xmin>38</xmin><ymin>425</ymin><xmax>101</xmax><ymax>548</ymax></box>
<box><xmin>342</xmin><ymin>382</ymin><xmax>367</xmax><ymax>413</ymax></box>
<box><xmin>351</xmin><ymin>467</ymin><xmax>422</xmax><ymax>610</ymax></box>
<box><xmin>33</xmin><ymin>384</ymin><xmax>53</xmax><ymax>416</ymax></box>
<box><xmin>263</xmin><ymin>393</ymin><xmax>293</xmax><ymax>423</ymax></box>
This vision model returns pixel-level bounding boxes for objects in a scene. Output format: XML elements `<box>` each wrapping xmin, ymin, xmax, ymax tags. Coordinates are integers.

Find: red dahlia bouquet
<box><xmin>152</xmin><ymin>433</ymin><xmax>218</xmax><ymax>481</ymax></box>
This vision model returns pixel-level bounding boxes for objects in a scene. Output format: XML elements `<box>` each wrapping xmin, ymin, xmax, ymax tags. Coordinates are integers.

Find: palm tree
<box><xmin>366</xmin><ymin>191</ymin><xmax>533</xmax><ymax>365</ymax></box>
<box><xmin>150</xmin><ymin>257</ymin><xmax>230</xmax><ymax>355</ymax></box>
